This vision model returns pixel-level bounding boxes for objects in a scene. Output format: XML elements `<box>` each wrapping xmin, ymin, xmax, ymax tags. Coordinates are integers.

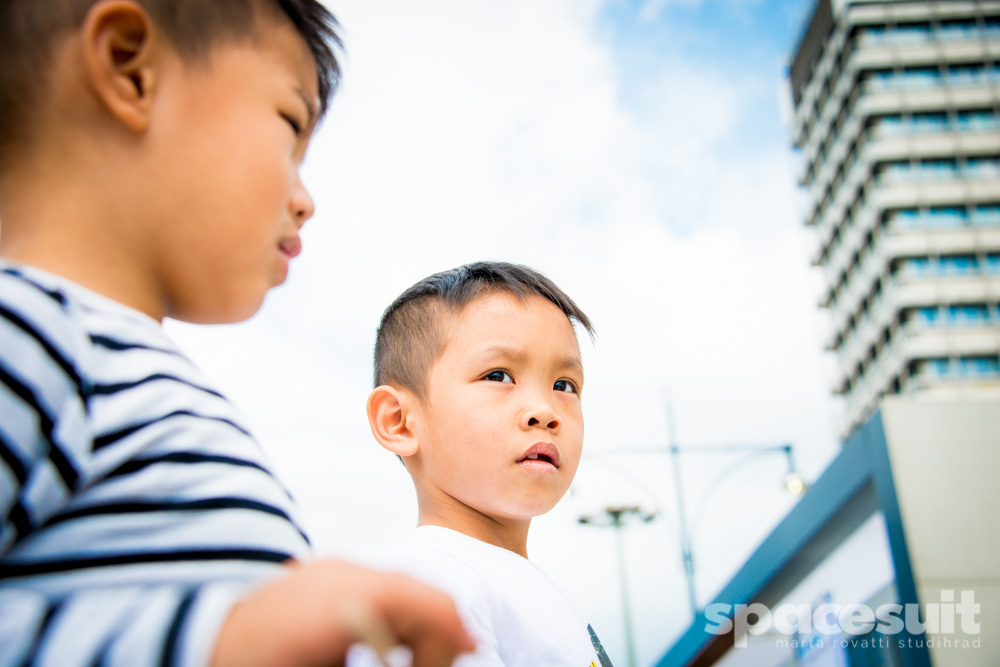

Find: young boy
<box><xmin>0</xmin><ymin>1</ymin><xmax>474</xmax><ymax>665</ymax></box>
<box><xmin>352</xmin><ymin>262</ymin><xmax>614</xmax><ymax>666</ymax></box>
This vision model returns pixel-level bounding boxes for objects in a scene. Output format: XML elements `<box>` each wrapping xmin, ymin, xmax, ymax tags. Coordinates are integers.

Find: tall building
<box><xmin>789</xmin><ymin>0</ymin><xmax>1000</xmax><ymax>439</ymax></box>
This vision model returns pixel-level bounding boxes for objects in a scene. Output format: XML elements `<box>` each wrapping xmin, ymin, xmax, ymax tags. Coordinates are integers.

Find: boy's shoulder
<box><xmin>1</xmin><ymin>263</ymin><xmax>101</xmax><ymax>388</ymax></box>
<box><xmin>382</xmin><ymin>527</ymin><xmax>553</xmax><ymax>607</ymax></box>
<box><xmin>0</xmin><ymin>262</ymin><xmax>173</xmax><ymax>381</ymax></box>
<box><xmin>1</xmin><ymin>262</ymin><xmax>162</xmax><ymax>332</ymax></box>
<box><xmin>384</xmin><ymin>527</ymin><xmax>495</xmax><ymax>587</ymax></box>
<box><xmin>0</xmin><ymin>260</ymin><xmax>172</xmax><ymax>347</ymax></box>
<box><xmin>389</xmin><ymin>526</ymin><xmax>521</xmax><ymax>565</ymax></box>
<box><xmin>0</xmin><ymin>262</ymin><xmax>203</xmax><ymax>460</ymax></box>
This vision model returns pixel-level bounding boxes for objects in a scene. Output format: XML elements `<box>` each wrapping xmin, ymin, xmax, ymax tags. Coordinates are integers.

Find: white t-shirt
<box><xmin>349</xmin><ymin>526</ymin><xmax>612</xmax><ymax>667</ymax></box>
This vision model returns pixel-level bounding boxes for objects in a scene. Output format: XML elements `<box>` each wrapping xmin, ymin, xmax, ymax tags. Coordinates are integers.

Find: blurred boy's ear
<box><xmin>82</xmin><ymin>0</ymin><xmax>159</xmax><ymax>133</ymax></box>
<box><xmin>367</xmin><ymin>386</ymin><xmax>420</xmax><ymax>457</ymax></box>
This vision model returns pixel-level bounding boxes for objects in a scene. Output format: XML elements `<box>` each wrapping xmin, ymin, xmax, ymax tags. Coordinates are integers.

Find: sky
<box><xmin>166</xmin><ymin>0</ymin><xmax>842</xmax><ymax>665</ymax></box>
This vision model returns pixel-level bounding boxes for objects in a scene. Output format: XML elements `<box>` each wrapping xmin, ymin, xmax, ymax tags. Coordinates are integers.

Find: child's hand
<box><xmin>211</xmin><ymin>559</ymin><xmax>475</xmax><ymax>667</ymax></box>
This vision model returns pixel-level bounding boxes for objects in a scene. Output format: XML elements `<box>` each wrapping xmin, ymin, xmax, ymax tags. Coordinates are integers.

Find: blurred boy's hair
<box><xmin>0</xmin><ymin>0</ymin><xmax>341</xmax><ymax>168</ymax></box>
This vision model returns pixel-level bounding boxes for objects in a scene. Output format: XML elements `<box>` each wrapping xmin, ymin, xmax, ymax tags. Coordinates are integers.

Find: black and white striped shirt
<box><xmin>0</xmin><ymin>262</ymin><xmax>312</xmax><ymax>666</ymax></box>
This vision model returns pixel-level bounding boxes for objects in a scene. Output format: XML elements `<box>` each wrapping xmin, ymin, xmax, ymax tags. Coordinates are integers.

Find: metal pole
<box><xmin>610</xmin><ymin>509</ymin><xmax>638</xmax><ymax>667</ymax></box>
<box><xmin>664</xmin><ymin>389</ymin><xmax>699</xmax><ymax>618</ymax></box>
<box><xmin>670</xmin><ymin>444</ymin><xmax>698</xmax><ymax>618</ymax></box>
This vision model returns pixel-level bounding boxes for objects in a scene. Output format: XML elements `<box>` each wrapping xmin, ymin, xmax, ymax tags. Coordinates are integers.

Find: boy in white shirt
<box><xmin>353</xmin><ymin>261</ymin><xmax>614</xmax><ymax>667</ymax></box>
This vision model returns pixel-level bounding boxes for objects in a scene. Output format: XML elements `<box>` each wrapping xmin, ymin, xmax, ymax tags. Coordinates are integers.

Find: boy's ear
<box><xmin>81</xmin><ymin>1</ymin><xmax>159</xmax><ymax>133</ymax></box>
<box><xmin>367</xmin><ymin>386</ymin><xmax>420</xmax><ymax>458</ymax></box>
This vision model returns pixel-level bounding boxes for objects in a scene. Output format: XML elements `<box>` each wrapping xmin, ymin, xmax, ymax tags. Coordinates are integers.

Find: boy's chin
<box><xmin>169</xmin><ymin>293</ymin><xmax>268</xmax><ymax>325</ymax></box>
<box><xmin>505</xmin><ymin>500</ymin><xmax>562</xmax><ymax>521</ymax></box>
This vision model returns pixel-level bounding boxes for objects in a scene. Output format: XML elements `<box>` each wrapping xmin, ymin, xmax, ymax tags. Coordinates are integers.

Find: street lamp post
<box><xmin>668</xmin><ymin>442</ymin><xmax>807</xmax><ymax>618</ymax></box>
<box><xmin>579</xmin><ymin>505</ymin><xmax>656</xmax><ymax>667</ymax></box>
<box><xmin>669</xmin><ymin>445</ymin><xmax>698</xmax><ymax>618</ymax></box>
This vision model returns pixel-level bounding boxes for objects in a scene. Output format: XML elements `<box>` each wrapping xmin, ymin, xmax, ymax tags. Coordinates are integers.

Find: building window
<box><xmin>917</xmin><ymin>306</ymin><xmax>941</xmax><ymax>325</ymax></box>
<box><xmin>926</xmin><ymin>207</ymin><xmax>968</xmax><ymax>227</ymax></box>
<box><xmin>859</xmin><ymin>18</ymin><xmax>1000</xmax><ymax>45</ymax></box>
<box><xmin>949</xmin><ymin>63</ymin><xmax>1000</xmax><ymax>85</ymax></box>
<box><xmin>956</xmin><ymin>110</ymin><xmax>998</xmax><ymax>130</ymax></box>
<box><xmin>939</xmin><ymin>19</ymin><xmax>977</xmax><ymax>40</ymax></box>
<box><xmin>900</xmin><ymin>66</ymin><xmax>940</xmax><ymax>88</ymax></box>
<box><xmin>939</xmin><ymin>255</ymin><xmax>979</xmax><ymax>275</ymax></box>
<box><xmin>876</xmin><ymin>159</ymin><xmax>1000</xmax><ymax>185</ymax></box>
<box><xmin>920</xmin><ymin>158</ymin><xmax>960</xmax><ymax>179</ymax></box>
<box><xmin>925</xmin><ymin>357</ymin><xmax>951</xmax><ymax>377</ymax></box>
<box><xmin>867</xmin><ymin>64</ymin><xmax>1000</xmax><ymax>91</ymax></box>
<box><xmin>947</xmin><ymin>304</ymin><xmax>991</xmax><ymax>324</ymax></box>
<box><xmin>920</xmin><ymin>356</ymin><xmax>1000</xmax><ymax>379</ymax></box>
<box><xmin>975</xmin><ymin>204</ymin><xmax>1000</xmax><ymax>225</ymax></box>
<box><xmin>874</xmin><ymin>113</ymin><xmax>903</xmax><ymax>135</ymax></box>
<box><xmin>868</xmin><ymin>69</ymin><xmax>895</xmax><ymax>90</ymax></box>
<box><xmin>910</xmin><ymin>112</ymin><xmax>948</xmax><ymax>132</ymax></box>
<box><xmin>877</xmin><ymin>160</ymin><xmax>911</xmax><ymax>184</ymax></box>
<box><xmin>905</xmin><ymin>257</ymin><xmax>931</xmax><ymax>276</ymax></box>
<box><xmin>890</xmin><ymin>208</ymin><xmax>920</xmax><ymax>229</ymax></box>
<box><xmin>859</xmin><ymin>25</ymin><xmax>886</xmax><ymax>42</ymax></box>
<box><xmin>896</xmin><ymin>22</ymin><xmax>932</xmax><ymax>41</ymax></box>
<box><xmin>902</xmin><ymin>255</ymin><xmax>995</xmax><ymax>277</ymax></box>
<box><xmin>874</xmin><ymin>110</ymin><xmax>998</xmax><ymax>135</ymax></box>
<box><xmin>910</xmin><ymin>303</ymin><xmax>1000</xmax><ymax>329</ymax></box>
<box><xmin>965</xmin><ymin>157</ymin><xmax>1000</xmax><ymax>178</ymax></box>
<box><xmin>958</xmin><ymin>356</ymin><xmax>1000</xmax><ymax>377</ymax></box>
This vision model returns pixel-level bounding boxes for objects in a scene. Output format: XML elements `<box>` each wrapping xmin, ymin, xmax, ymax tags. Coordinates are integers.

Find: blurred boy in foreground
<box><xmin>0</xmin><ymin>1</ymin><xmax>473</xmax><ymax>665</ymax></box>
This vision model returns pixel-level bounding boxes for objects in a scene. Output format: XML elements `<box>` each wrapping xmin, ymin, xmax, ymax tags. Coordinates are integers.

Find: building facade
<box><xmin>788</xmin><ymin>0</ymin><xmax>1000</xmax><ymax>439</ymax></box>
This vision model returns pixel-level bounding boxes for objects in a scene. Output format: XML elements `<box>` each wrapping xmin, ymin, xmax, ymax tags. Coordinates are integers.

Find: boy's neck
<box><xmin>0</xmin><ymin>154</ymin><xmax>167</xmax><ymax>321</ymax></box>
<box><xmin>417</xmin><ymin>504</ymin><xmax>531</xmax><ymax>559</ymax></box>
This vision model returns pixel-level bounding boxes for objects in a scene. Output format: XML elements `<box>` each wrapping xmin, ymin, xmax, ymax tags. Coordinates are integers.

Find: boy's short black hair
<box><xmin>374</xmin><ymin>261</ymin><xmax>594</xmax><ymax>398</ymax></box>
<box><xmin>0</xmin><ymin>0</ymin><xmax>341</xmax><ymax>166</ymax></box>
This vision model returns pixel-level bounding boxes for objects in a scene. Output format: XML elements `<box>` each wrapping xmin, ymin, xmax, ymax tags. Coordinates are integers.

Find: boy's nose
<box><xmin>291</xmin><ymin>176</ymin><xmax>315</xmax><ymax>227</ymax></box>
<box><xmin>521</xmin><ymin>402</ymin><xmax>560</xmax><ymax>433</ymax></box>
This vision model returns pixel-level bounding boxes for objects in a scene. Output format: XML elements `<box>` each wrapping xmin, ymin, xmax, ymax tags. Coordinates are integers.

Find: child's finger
<box><xmin>339</xmin><ymin>600</ymin><xmax>395</xmax><ymax>667</ymax></box>
<box><xmin>376</xmin><ymin>574</ymin><xmax>476</xmax><ymax>666</ymax></box>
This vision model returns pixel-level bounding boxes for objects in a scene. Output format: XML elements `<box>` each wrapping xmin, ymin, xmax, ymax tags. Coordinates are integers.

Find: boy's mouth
<box><xmin>278</xmin><ymin>236</ymin><xmax>302</xmax><ymax>260</ymax></box>
<box><xmin>517</xmin><ymin>443</ymin><xmax>560</xmax><ymax>470</ymax></box>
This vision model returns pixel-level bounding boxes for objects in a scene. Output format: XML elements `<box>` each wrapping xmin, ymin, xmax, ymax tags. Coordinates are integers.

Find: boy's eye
<box><xmin>484</xmin><ymin>370</ymin><xmax>514</xmax><ymax>383</ymax></box>
<box><xmin>554</xmin><ymin>379</ymin><xmax>578</xmax><ymax>394</ymax></box>
<box><xmin>282</xmin><ymin>114</ymin><xmax>303</xmax><ymax>136</ymax></box>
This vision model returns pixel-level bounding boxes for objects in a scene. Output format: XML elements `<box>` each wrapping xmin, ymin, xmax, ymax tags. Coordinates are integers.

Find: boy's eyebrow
<box><xmin>297</xmin><ymin>88</ymin><xmax>319</xmax><ymax>127</ymax></box>
<box><xmin>480</xmin><ymin>345</ymin><xmax>584</xmax><ymax>376</ymax></box>
<box><xmin>480</xmin><ymin>345</ymin><xmax>528</xmax><ymax>364</ymax></box>
<box><xmin>558</xmin><ymin>356</ymin><xmax>585</xmax><ymax>377</ymax></box>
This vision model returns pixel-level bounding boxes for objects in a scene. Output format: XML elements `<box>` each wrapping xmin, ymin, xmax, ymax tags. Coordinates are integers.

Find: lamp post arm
<box><xmin>688</xmin><ymin>448</ymin><xmax>790</xmax><ymax>545</ymax></box>
<box><xmin>592</xmin><ymin>443</ymin><xmax>793</xmax><ymax>456</ymax></box>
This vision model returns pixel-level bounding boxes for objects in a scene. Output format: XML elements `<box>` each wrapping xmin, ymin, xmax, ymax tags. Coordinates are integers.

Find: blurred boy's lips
<box><xmin>517</xmin><ymin>442</ymin><xmax>560</xmax><ymax>470</ymax></box>
<box><xmin>278</xmin><ymin>236</ymin><xmax>302</xmax><ymax>259</ymax></box>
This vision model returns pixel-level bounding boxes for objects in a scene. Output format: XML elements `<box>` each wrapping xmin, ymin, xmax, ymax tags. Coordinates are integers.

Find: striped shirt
<box><xmin>0</xmin><ymin>262</ymin><xmax>311</xmax><ymax>666</ymax></box>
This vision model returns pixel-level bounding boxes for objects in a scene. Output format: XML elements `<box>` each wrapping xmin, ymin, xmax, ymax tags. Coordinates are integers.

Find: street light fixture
<box><xmin>578</xmin><ymin>505</ymin><xmax>657</xmax><ymax>667</ymax></box>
